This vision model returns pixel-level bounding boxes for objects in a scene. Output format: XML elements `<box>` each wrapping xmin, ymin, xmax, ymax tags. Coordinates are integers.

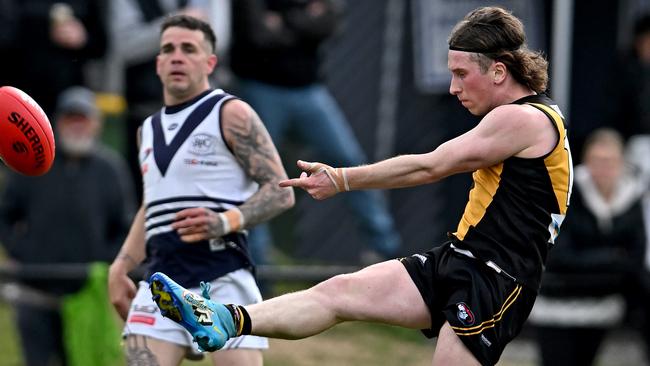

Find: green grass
<box><xmin>0</xmin><ymin>303</ymin><xmax>25</xmax><ymax>366</ymax></box>
<box><xmin>180</xmin><ymin>322</ymin><xmax>435</xmax><ymax>366</ymax></box>
<box><xmin>0</xmin><ymin>300</ymin><xmax>435</xmax><ymax>366</ymax></box>
<box><xmin>1</xmin><ymin>302</ymin><xmax>542</xmax><ymax>366</ymax></box>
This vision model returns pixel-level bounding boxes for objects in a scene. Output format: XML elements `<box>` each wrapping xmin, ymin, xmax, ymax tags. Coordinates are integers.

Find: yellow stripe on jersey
<box><xmin>451</xmin><ymin>285</ymin><xmax>522</xmax><ymax>336</ymax></box>
<box><xmin>527</xmin><ymin>102</ymin><xmax>572</xmax><ymax>214</ymax></box>
<box><xmin>455</xmin><ymin>163</ymin><xmax>504</xmax><ymax>241</ymax></box>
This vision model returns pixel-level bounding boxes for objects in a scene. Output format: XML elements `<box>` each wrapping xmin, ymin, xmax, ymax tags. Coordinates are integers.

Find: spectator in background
<box><xmin>529</xmin><ymin>128</ymin><xmax>646</xmax><ymax>366</ymax></box>
<box><xmin>230</xmin><ymin>0</ymin><xmax>401</xmax><ymax>265</ymax></box>
<box><xmin>0</xmin><ymin>0</ymin><xmax>107</xmax><ymax>118</ymax></box>
<box><xmin>108</xmin><ymin>0</ymin><xmax>231</xmax><ymax>202</ymax></box>
<box><xmin>603</xmin><ymin>13</ymin><xmax>650</xmax><ymax>141</ymax></box>
<box><xmin>0</xmin><ymin>86</ymin><xmax>135</xmax><ymax>366</ymax></box>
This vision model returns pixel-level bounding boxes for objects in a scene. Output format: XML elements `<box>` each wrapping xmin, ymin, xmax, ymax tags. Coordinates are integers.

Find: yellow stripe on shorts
<box><xmin>451</xmin><ymin>285</ymin><xmax>522</xmax><ymax>336</ymax></box>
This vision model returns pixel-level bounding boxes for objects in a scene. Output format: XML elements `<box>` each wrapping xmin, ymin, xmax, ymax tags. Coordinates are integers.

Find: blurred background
<box><xmin>1</xmin><ymin>0</ymin><xmax>650</xmax><ymax>365</ymax></box>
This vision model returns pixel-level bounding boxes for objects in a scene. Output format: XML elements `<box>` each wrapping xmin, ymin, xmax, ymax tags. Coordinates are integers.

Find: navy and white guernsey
<box><xmin>139</xmin><ymin>89</ymin><xmax>258</xmax><ymax>288</ymax></box>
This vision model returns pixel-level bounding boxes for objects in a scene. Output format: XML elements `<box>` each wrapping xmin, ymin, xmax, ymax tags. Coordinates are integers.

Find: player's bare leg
<box><xmin>124</xmin><ymin>335</ymin><xmax>185</xmax><ymax>366</ymax></box>
<box><xmin>432</xmin><ymin>322</ymin><xmax>481</xmax><ymax>366</ymax></box>
<box><xmin>150</xmin><ymin>260</ymin><xmax>481</xmax><ymax>364</ymax></box>
<box><xmin>245</xmin><ymin>260</ymin><xmax>480</xmax><ymax>365</ymax></box>
<box><xmin>246</xmin><ymin>260</ymin><xmax>431</xmax><ymax>338</ymax></box>
<box><xmin>209</xmin><ymin>349</ymin><xmax>263</xmax><ymax>366</ymax></box>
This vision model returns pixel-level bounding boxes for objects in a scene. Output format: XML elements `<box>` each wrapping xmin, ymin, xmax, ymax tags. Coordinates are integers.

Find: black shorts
<box><xmin>400</xmin><ymin>241</ymin><xmax>537</xmax><ymax>366</ymax></box>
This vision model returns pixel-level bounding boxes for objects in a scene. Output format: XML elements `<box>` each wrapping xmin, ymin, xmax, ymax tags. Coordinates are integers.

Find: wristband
<box><xmin>218</xmin><ymin>207</ymin><xmax>245</xmax><ymax>235</ymax></box>
<box><xmin>340</xmin><ymin>168</ymin><xmax>350</xmax><ymax>191</ymax></box>
<box><xmin>315</xmin><ymin>164</ymin><xmax>350</xmax><ymax>192</ymax></box>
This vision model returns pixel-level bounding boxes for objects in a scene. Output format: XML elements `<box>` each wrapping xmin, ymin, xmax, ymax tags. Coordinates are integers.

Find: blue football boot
<box><xmin>149</xmin><ymin>272</ymin><xmax>237</xmax><ymax>352</ymax></box>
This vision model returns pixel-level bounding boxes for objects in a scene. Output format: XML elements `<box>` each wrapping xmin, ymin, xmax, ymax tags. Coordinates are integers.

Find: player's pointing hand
<box><xmin>279</xmin><ymin>160</ymin><xmax>350</xmax><ymax>200</ymax></box>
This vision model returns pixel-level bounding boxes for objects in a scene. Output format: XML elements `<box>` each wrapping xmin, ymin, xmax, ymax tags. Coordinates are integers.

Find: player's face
<box><xmin>157</xmin><ymin>27</ymin><xmax>217</xmax><ymax>103</ymax></box>
<box><xmin>448</xmin><ymin>50</ymin><xmax>495</xmax><ymax>116</ymax></box>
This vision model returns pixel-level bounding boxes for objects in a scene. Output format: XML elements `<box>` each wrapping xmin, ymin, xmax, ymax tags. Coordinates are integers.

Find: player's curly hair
<box><xmin>448</xmin><ymin>6</ymin><xmax>548</xmax><ymax>93</ymax></box>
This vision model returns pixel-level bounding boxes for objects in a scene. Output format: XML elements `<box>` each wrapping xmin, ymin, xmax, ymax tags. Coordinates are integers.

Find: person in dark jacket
<box><xmin>0</xmin><ymin>86</ymin><xmax>135</xmax><ymax>366</ymax></box>
<box><xmin>530</xmin><ymin>128</ymin><xmax>647</xmax><ymax>366</ymax></box>
<box><xmin>0</xmin><ymin>0</ymin><xmax>107</xmax><ymax>117</ymax></box>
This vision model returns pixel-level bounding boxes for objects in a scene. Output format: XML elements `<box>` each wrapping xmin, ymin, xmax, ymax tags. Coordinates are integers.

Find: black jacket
<box><xmin>0</xmin><ymin>0</ymin><xmax>107</xmax><ymax>116</ymax></box>
<box><xmin>0</xmin><ymin>145</ymin><xmax>135</xmax><ymax>294</ymax></box>
<box><xmin>541</xmin><ymin>166</ymin><xmax>646</xmax><ymax>297</ymax></box>
<box><xmin>231</xmin><ymin>0</ymin><xmax>343</xmax><ymax>87</ymax></box>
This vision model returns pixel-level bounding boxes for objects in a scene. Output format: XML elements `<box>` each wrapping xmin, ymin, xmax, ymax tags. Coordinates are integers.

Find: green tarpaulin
<box><xmin>61</xmin><ymin>262</ymin><xmax>122</xmax><ymax>366</ymax></box>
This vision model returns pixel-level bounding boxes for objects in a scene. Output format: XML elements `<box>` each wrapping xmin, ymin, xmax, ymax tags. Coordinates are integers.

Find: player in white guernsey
<box><xmin>108</xmin><ymin>15</ymin><xmax>294</xmax><ymax>366</ymax></box>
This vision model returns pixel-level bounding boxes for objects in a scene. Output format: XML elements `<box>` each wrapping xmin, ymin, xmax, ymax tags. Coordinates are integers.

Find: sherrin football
<box><xmin>0</xmin><ymin>86</ymin><xmax>55</xmax><ymax>176</ymax></box>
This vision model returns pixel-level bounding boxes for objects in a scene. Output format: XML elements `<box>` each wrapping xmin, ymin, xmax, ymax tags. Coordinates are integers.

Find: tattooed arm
<box><xmin>172</xmin><ymin>99</ymin><xmax>295</xmax><ymax>242</ymax></box>
<box><xmin>222</xmin><ymin>99</ymin><xmax>295</xmax><ymax>224</ymax></box>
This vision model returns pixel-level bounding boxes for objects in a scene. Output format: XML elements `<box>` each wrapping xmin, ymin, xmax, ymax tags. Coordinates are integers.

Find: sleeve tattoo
<box><xmin>225</xmin><ymin>106</ymin><xmax>294</xmax><ymax>227</ymax></box>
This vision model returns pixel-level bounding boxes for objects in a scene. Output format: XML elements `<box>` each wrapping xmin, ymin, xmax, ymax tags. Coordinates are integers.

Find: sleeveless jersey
<box><xmin>139</xmin><ymin>89</ymin><xmax>258</xmax><ymax>288</ymax></box>
<box><xmin>452</xmin><ymin>94</ymin><xmax>573</xmax><ymax>291</ymax></box>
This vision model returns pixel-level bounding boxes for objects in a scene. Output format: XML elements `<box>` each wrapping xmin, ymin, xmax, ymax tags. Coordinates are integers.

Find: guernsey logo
<box><xmin>189</xmin><ymin>133</ymin><xmax>218</xmax><ymax>155</ymax></box>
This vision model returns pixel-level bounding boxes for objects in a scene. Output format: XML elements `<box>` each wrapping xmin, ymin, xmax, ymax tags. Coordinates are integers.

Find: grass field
<box><xmin>175</xmin><ymin>322</ymin><xmax>436</xmax><ymax>366</ymax></box>
<box><xmin>0</xmin><ymin>300</ymin><xmax>436</xmax><ymax>366</ymax></box>
<box><xmin>0</xmin><ymin>251</ymin><xmax>443</xmax><ymax>366</ymax></box>
<box><xmin>0</xmin><ymin>252</ymin><xmax>521</xmax><ymax>366</ymax></box>
<box><xmin>4</xmin><ymin>287</ymin><xmax>650</xmax><ymax>366</ymax></box>
<box><xmin>0</xmin><ymin>298</ymin><xmax>544</xmax><ymax>366</ymax></box>
<box><xmin>0</xmin><ymin>302</ymin><xmax>23</xmax><ymax>366</ymax></box>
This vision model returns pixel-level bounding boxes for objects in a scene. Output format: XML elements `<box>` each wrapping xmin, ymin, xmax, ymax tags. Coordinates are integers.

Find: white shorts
<box><xmin>123</xmin><ymin>268</ymin><xmax>268</xmax><ymax>351</ymax></box>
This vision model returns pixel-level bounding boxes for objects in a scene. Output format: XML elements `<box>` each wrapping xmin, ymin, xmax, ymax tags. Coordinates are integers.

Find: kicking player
<box><xmin>149</xmin><ymin>7</ymin><xmax>572</xmax><ymax>365</ymax></box>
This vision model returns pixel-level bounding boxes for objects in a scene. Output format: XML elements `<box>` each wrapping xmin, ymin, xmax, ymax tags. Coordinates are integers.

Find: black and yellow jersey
<box><xmin>452</xmin><ymin>93</ymin><xmax>573</xmax><ymax>291</ymax></box>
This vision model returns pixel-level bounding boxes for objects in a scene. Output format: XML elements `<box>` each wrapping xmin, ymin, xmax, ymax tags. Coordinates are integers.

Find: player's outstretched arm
<box><xmin>280</xmin><ymin>104</ymin><xmax>554</xmax><ymax>199</ymax></box>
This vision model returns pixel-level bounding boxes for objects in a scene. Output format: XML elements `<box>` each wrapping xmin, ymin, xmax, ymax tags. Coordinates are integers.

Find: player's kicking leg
<box><xmin>149</xmin><ymin>260</ymin><xmax>479</xmax><ymax>365</ymax></box>
<box><xmin>150</xmin><ymin>261</ymin><xmax>428</xmax><ymax>345</ymax></box>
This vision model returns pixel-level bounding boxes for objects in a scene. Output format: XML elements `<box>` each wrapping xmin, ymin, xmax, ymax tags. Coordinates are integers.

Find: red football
<box><xmin>0</xmin><ymin>86</ymin><xmax>55</xmax><ymax>176</ymax></box>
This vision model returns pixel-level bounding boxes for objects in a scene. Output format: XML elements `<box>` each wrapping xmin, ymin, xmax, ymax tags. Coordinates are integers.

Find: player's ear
<box><xmin>207</xmin><ymin>54</ymin><xmax>218</xmax><ymax>73</ymax></box>
<box><xmin>492</xmin><ymin>62</ymin><xmax>507</xmax><ymax>84</ymax></box>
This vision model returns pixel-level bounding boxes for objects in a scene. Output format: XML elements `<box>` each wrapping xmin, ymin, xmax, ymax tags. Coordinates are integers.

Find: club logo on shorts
<box><xmin>456</xmin><ymin>302</ymin><xmax>475</xmax><ymax>326</ymax></box>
